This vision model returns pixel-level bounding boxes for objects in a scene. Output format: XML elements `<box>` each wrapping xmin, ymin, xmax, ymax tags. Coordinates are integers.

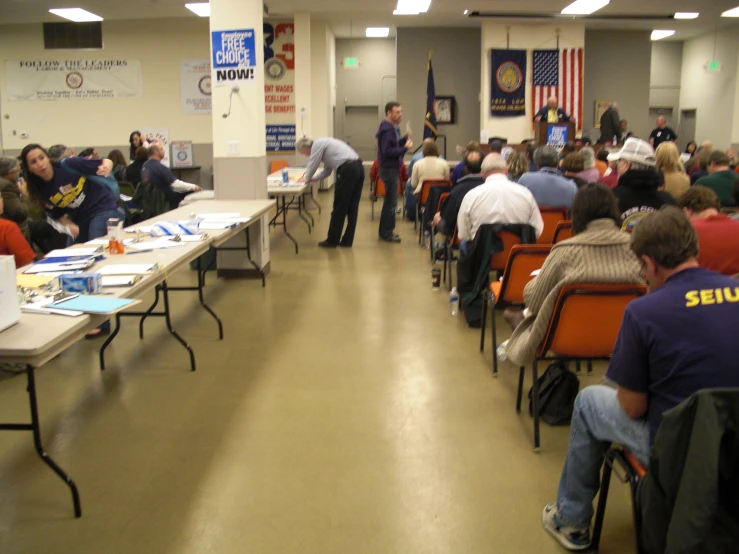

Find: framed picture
<box><xmin>594</xmin><ymin>99</ymin><xmax>615</xmax><ymax>128</ymax></box>
<box><xmin>435</xmin><ymin>96</ymin><xmax>456</xmax><ymax>124</ymax></box>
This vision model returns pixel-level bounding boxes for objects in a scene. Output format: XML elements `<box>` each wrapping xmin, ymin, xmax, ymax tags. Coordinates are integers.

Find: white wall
<box><xmin>650</xmin><ymin>41</ymin><xmax>682</xmax><ymax>119</ymax></box>
<box><xmin>680</xmin><ymin>28</ymin><xmax>739</xmax><ymax>148</ymax></box>
<box><xmin>0</xmin><ymin>19</ymin><xmax>212</xmax><ymax>151</ymax></box>
<box><xmin>480</xmin><ymin>22</ymin><xmax>585</xmax><ymax>143</ymax></box>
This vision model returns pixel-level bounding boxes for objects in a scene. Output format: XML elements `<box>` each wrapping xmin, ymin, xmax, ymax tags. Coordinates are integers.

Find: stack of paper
<box><xmin>196</xmin><ymin>213</ymin><xmax>251</xmax><ymax>230</ymax></box>
<box><xmin>127</xmin><ymin>238</ymin><xmax>187</xmax><ymax>251</ymax></box>
<box><xmin>44</xmin><ymin>246</ymin><xmax>104</xmax><ymax>258</ymax></box>
<box><xmin>101</xmin><ymin>275</ymin><xmax>142</xmax><ymax>288</ymax></box>
<box><xmin>97</xmin><ymin>263</ymin><xmax>159</xmax><ymax>275</ymax></box>
<box><xmin>24</xmin><ymin>257</ymin><xmax>97</xmax><ymax>274</ymax></box>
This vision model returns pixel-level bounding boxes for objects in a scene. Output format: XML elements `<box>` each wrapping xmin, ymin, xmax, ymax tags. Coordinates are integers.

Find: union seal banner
<box><xmin>490</xmin><ymin>49</ymin><xmax>526</xmax><ymax>117</ymax></box>
<box><xmin>5</xmin><ymin>59</ymin><xmax>142</xmax><ymax>101</ymax></box>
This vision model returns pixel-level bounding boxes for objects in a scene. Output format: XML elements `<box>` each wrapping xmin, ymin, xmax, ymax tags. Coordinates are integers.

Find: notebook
<box><xmin>49</xmin><ymin>295</ymin><xmax>141</xmax><ymax>315</ymax></box>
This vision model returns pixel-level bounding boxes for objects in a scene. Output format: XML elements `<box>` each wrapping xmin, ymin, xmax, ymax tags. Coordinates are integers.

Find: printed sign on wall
<box><xmin>171</xmin><ymin>141</ymin><xmax>194</xmax><ymax>168</ymax></box>
<box><xmin>180</xmin><ymin>60</ymin><xmax>212</xmax><ymax>114</ymax></box>
<box><xmin>264</xmin><ymin>22</ymin><xmax>296</xmax><ymax>152</ymax></box>
<box><xmin>5</xmin><ymin>59</ymin><xmax>142</xmax><ymax>101</ymax></box>
<box><xmin>211</xmin><ymin>29</ymin><xmax>257</xmax><ymax>87</ymax></box>
<box><xmin>141</xmin><ymin>127</ymin><xmax>170</xmax><ymax>167</ymax></box>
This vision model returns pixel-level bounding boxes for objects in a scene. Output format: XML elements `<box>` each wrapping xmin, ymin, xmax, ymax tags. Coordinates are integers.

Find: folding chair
<box><xmin>270</xmin><ymin>160</ymin><xmax>289</xmax><ymax>174</ymax></box>
<box><xmin>553</xmin><ymin>220</ymin><xmax>573</xmax><ymax>244</ymax></box>
<box><xmin>370</xmin><ymin>176</ymin><xmax>386</xmax><ymax>221</ymax></box>
<box><xmin>480</xmin><ymin>245</ymin><xmax>552</xmax><ymax>376</ymax></box>
<box><xmin>431</xmin><ymin>192</ymin><xmax>450</xmax><ymax>262</ymax></box>
<box><xmin>416</xmin><ymin>179</ymin><xmax>451</xmax><ymax>244</ymax></box>
<box><xmin>489</xmin><ymin>230</ymin><xmax>522</xmax><ymax>278</ymax></box>
<box><xmin>517</xmin><ymin>283</ymin><xmax>647</xmax><ymax>450</ymax></box>
<box><xmin>538</xmin><ymin>206</ymin><xmax>569</xmax><ymax>244</ymax></box>
<box><xmin>443</xmin><ymin>226</ymin><xmax>461</xmax><ymax>291</ymax></box>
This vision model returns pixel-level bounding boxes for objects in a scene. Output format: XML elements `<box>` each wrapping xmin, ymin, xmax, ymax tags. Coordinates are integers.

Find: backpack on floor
<box><xmin>528</xmin><ymin>362</ymin><xmax>580</xmax><ymax>426</ymax></box>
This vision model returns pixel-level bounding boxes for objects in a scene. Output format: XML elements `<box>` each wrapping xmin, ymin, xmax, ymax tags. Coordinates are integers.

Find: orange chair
<box><xmin>443</xmin><ymin>225</ymin><xmax>461</xmax><ymax>291</ymax></box>
<box><xmin>591</xmin><ymin>448</ymin><xmax>647</xmax><ymax>553</ymax></box>
<box><xmin>269</xmin><ymin>160</ymin><xmax>289</xmax><ymax>174</ymax></box>
<box><xmin>517</xmin><ymin>283</ymin><xmax>648</xmax><ymax>450</ymax></box>
<box><xmin>489</xmin><ymin>230</ymin><xmax>522</xmax><ymax>277</ymax></box>
<box><xmin>370</xmin><ymin>176</ymin><xmax>387</xmax><ymax>221</ymax></box>
<box><xmin>553</xmin><ymin>220</ymin><xmax>573</xmax><ymax>243</ymax></box>
<box><xmin>480</xmin><ymin>245</ymin><xmax>552</xmax><ymax>375</ymax></box>
<box><xmin>538</xmin><ymin>206</ymin><xmax>569</xmax><ymax>244</ymax></box>
<box><xmin>416</xmin><ymin>178</ymin><xmax>452</xmax><ymax>242</ymax></box>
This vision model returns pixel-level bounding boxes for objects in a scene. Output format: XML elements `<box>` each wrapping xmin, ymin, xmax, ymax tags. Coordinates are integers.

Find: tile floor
<box><xmin>0</xmin><ymin>193</ymin><xmax>637</xmax><ymax>553</ymax></box>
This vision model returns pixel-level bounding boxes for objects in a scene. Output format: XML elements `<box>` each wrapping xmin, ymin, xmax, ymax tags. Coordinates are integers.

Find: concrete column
<box><xmin>210</xmin><ymin>0</ymin><xmax>270</xmax><ymax>277</ymax></box>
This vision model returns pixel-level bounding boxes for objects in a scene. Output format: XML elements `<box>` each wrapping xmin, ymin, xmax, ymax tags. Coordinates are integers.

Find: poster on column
<box><xmin>211</xmin><ymin>29</ymin><xmax>257</xmax><ymax>87</ymax></box>
<box><xmin>5</xmin><ymin>59</ymin><xmax>142</xmax><ymax>101</ymax></box>
<box><xmin>141</xmin><ymin>127</ymin><xmax>170</xmax><ymax>167</ymax></box>
<box><xmin>180</xmin><ymin>59</ymin><xmax>212</xmax><ymax>114</ymax></box>
<box><xmin>264</xmin><ymin>21</ymin><xmax>296</xmax><ymax>152</ymax></box>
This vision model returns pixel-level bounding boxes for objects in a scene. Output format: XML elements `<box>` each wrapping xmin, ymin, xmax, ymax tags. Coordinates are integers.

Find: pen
<box><xmin>126</xmin><ymin>250</ymin><xmax>154</xmax><ymax>255</ymax></box>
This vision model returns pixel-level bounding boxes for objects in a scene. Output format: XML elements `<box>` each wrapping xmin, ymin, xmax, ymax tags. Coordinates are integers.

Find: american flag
<box><xmin>532</xmin><ymin>48</ymin><xmax>583</xmax><ymax>130</ymax></box>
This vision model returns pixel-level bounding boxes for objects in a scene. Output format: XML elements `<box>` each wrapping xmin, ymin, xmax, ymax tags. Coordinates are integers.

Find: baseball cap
<box><xmin>607</xmin><ymin>137</ymin><xmax>656</xmax><ymax>167</ymax></box>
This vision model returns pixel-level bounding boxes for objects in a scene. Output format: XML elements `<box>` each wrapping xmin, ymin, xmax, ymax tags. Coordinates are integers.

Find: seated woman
<box><xmin>107</xmin><ymin>149</ymin><xmax>129</xmax><ymax>182</ymax></box>
<box><xmin>561</xmin><ymin>152</ymin><xmax>588</xmax><ymax>188</ymax></box>
<box><xmin>411</xmin><ymin>140</ymin><xmax>449</xmax><ymax>195</ymax></box>
<box><xmin>656</xmin><ymin>141</ymin><xmax>690</xmax><ymax>200</ymax></box>
<box><xmin>126</xmin><ymin>146</ymin><xmax>149</xmax><ymax>185</ymax></box>
<box><xmin>0</xmin><ymin>196</ymin><xmax>35</xmax><ymax>268</ymax></box>
<box><xmin>507</xmin><ymin>150</ymin><xmax>529</xmax><ymax>183</ymax></box>
<box><xmin>502</xmin><ymin>183</ymin><xmax>643</xmax><ymax>365</ymax></box>
<box><xmin>577</xmin><ymin>146</ymin><xmax>601</xmax><ymax>183</ymax></box>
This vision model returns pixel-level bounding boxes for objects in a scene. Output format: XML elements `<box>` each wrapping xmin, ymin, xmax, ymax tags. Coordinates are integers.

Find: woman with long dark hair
<box><xmin>128</xmin><ymin>131</ymin><xmax>149</xmax><ymax>162</ymax></box>
<box><xmin>107</xmin><ymin>149</ymin><xmax>128</xmax><ymax>182</ymax></box>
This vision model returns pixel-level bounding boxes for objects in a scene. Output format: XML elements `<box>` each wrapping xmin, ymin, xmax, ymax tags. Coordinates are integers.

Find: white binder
<box><xmin>0</xmin><ymin>256</ymin><xmax>21</xmax><ymax>333</ymax></box>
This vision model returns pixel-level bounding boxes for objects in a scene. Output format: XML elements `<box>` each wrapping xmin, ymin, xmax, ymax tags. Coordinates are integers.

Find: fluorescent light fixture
<box><xmin>674</xmin><ymin>12</ymin><xmax>699</xmax><ymax>19</ymax></box>
<box><xmin>366</xmin><ymin>27</ymin><xmax>390</xmax><ymax>37</ymax></box>
<box><xmin>393</xmin><ymin>0</ymin><xmax>431</xmax><ymax>15</ymax></box>
<box><xmin>48</xmin><ymin>8</ymin><xmax>103</xmax><ymax>22</ymax></box>
<box><xmin>722</xmin><ymin>6</ymin><xmax>739</xmax><ymax>17</ymax></box>
<box><xmin>651</xmin><ymin>29</ymin><xmax>675</xmax><ymax>40</ymax></box>
<box><xmin>561</xmin><ymin>0</ymin><xmax>609</xmax><ymax>15</ymax></box>
<box><xmin>185</xmin><ymin>3</ymin><xmax>210</xmax><ymax>17</ymax></box>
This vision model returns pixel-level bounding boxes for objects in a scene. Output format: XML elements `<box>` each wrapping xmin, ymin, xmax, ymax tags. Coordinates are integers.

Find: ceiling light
<box><xmin>366</xmin><ymin>27</ymin><xmax>390</xmax><ymax>37</ymax></box>
<box><xmin>651</xmin><ymin>30</ymin><xmax>675</xmax><ymax>40</ymax></box>
<box><xmin>393</xmin><ymin>0</ymin><xmax>431</xmax><ymax>15</ymax></box>
<box><xmin>561</xmin><ymin>0</ymin><xmax>609</xmax><ymax>15</ymax></box>
<box><xmin>464</xmin><ymin>9</ymin><xmax>469</xmax><ymax>14</ymax></box>
<box><xmin>674</xmin><ymin>12</ymin><xmax>699</xmax><ymax>19</ymax></box>
<box><xmin>185</xmin><ymin>3</ymin><xmax>210</xmax><ymax>17</ymax></box>
<box><xmin>48</xmin><ymin>8</ymin><xmax>103</xmax><ymax>22</ymax></box>
<box><xmin>721</xmin><ymin>6</ymin><xmax>739</xmax><ymax>17</ymax></box>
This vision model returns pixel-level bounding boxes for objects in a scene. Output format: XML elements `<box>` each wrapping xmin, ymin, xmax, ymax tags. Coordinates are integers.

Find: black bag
<box><xmin>528</xmin><ymin>362</ymin><xmax>580</xmax><ymax>426</ymax></box>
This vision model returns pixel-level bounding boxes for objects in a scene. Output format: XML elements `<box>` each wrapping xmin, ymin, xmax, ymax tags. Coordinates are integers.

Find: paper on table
<box><xmin>127</xmin><ymin>239</ymin><xmax>186</xmax><ymax>251</ymax></box>
<box><xmin>178</xmin><ymin>234</ymin><xmax>206</xmax><ymax>242</ymax></box>
<box><xmin>101</xmin><ymin>275</ymin><xmax>141</xmax><ymax>288</ymax></box>
<box><xmin>16</xmin><ymin>274</ymin><xmax>58</xmax><ymax>288</ymax></box>
<box><xmin>45</xmin><ymin>247</ymin><xmax>102</xmax><ymax>258</ymax></box>
<box><xmin>196</xmin><ymin>212</ymin><xmax>240</xmax><ymax>219</ymax></box>
<box><xmin>97</xmin><ymin>263</ymin><xmax>158</xmax><ymax>275</ymax></box>
<box><xmin>198</xmin><ymin>218</ymin><xmax>250</xmax><ymax>230</ymax></box>
<box><xmin>124</xmin><ymin>225</ymin><xmax>153</xmax><ymax>234</ymax></box>
<box><xmin>49</xmin><ymin>295</ymin><xmax>140</xmax><ymax>315</ymax></box>
<box><xmin>85</xmin><ymin>238</ymin><xmax>136</xmax><ymax>246</ymax></box>
<box><xmin>24</xmin><ymin>260</ymin><xmax>95</xmax><ymax>274</ymax></box>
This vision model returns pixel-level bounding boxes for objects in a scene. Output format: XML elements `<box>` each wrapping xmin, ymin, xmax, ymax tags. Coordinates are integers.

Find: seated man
<box><xmin>695</xmin><ymin>150</ymin><xmax>737</xmax><ymax>207</ymax></box>
<box><xmin>457</xmin><ymin>153</ymin><xmax>543</xmax><ymax>249</ymax></box>
<box><xmin>517</xmin><ymin>146</ymin><xmax>578</xmax><ymax>209</ymax></box>
<box><xmin>432</xmin><ymin>151</ymin><xmax>484</xmax><ymax>236</ymax></box>
<box><xmin>141</xmin><ymin>143</ymin><xmax>201</xmax><ymax>209</ymax></box>
<box><xmin>677</xmin><ymin>185</ymin><xmax>739</xmax><ymax>276</ymax></box>
<box><xmin>450</xmin><ymin>141</ymin><xmax>482</xmax><ymax>185</ymax></box>
<box><xmin>542</xmin><ymin>207</ymin><xmax>739</xmax><ymax>551</ymax></box>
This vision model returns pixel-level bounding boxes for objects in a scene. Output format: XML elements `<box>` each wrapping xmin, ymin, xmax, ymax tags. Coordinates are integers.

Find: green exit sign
<box><xmin>344</xmin><ymin>57</ymin><xmax>359</xmax><ymax>69</ymax></box>
<box><xmin>707</xmin><ymin>60</ymin><xmax>722</xmax><ymax>71</ymax></box>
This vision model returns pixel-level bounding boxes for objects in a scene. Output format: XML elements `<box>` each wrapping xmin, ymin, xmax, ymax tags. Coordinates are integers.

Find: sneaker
<box><xmin>542</xmin><ymin>503</ymin><xmax>591</xmax><ymax>551</ymax></box>
<box><xmin>379</xmin><ymin>234</ymin><xmax>401</xmax><ymax>243</ymax></box>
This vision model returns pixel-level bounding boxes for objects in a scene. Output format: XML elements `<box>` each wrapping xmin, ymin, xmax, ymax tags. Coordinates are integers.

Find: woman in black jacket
<box><xmin>125</xmin><ymin>146</ymin><xmax>148</xmax><ymax>185</ymax></box>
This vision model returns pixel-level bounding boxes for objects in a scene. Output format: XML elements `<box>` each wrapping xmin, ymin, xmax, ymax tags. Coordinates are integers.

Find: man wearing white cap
<box><xmin>608</xmin><ymin>138</ymin><xmax>675</xmax><ymax>232</ymax></box>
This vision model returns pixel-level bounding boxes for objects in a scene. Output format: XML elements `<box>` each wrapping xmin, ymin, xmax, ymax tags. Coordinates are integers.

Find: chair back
<box><xmin>538</xmin><ymin>283</ymin><xmax>647</xmax><ymax>358</ymax></box>
<box><xmin>498</xmin><ymin>245</ymin><xmax>552</xmax><ymax>304</ymax></box>
<box><xmin>538</xmin><ymin>206</ymin><xmax>569</xmax><ymax>244</ymax></box>
<box><xmin>270</xmin><ymin>160</ymin><xmax>289</xmax><ymax>174</ymax></box>
<box><xmin>118</xmin><ymin>181</ymin><xmax>136</xmax><ymax>197</ymax></box>
<box><xmin>490</xmin><ymin>230</ymin><xmax>522</xmax><ymax>273</ymax></box>
<box><xmin>419</xmin><ymin>179</ymin><xmax>451</xmax><ymax>207</ymax></box>
<box><xmin>373</xmin><ymin>177</ymin><xmax>387</xmax><ymax>198</ymax></box>
<box><xmin>450</xmin><ymin>225</ymin><xmax>461</xmax><ymax>247</ymax></box>
<box><xmin>553</xmin><ymin>220</ymin><xmax>573</xmax><ymax>243</ymax></box>
<box><xmin>437</xmin><ymin>192</ymin><xmax>450</xmax><ymax>213</ymax></box>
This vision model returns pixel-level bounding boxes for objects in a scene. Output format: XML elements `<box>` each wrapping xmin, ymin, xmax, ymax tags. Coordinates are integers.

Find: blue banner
<box><xmin>490</xmin><ymin>49</ymin><xmax>526</xmax><ymax>117</ymax></box>
<box><xmin>211</xmin><ymin>29</ymin><xmax>257</xmax><ymax>87</ymax></box>
<box><xmin>266</xmin><ymin>125</ymin><xmax>296</xmax><ymax>152</ymax></box>
<box><xmin>547</xmin><ymin>125</ymin><xmax>569</xmax><ymax>148</ymax></box>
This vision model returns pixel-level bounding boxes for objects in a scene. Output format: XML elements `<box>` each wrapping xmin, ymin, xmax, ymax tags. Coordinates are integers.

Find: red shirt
<box><xmin>0</xmin><ymin>219</ymin><xmax>35</xmax><ymax>268</ymax></box>
<box><xmin>692</xmin><ymin>214</ymin><xmax>739</xmax><ymax>276</ymax></box>
<box><xmin>599</xmin><ymin>173</ymin><xmax>619</xmax><ymax>189</ymax></box>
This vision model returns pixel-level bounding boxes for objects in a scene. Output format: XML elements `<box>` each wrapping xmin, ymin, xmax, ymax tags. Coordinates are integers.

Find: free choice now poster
<box><xmin>211</xmin><ymin>29</ymin><xmax>257</xmax><ymax>86</ymax></box>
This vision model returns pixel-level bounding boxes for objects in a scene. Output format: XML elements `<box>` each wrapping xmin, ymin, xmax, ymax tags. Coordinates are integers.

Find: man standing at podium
<box><xmin>534</xmin><ymin>96</ymin><xmax>571</xmax><ymax>123</ymax></box>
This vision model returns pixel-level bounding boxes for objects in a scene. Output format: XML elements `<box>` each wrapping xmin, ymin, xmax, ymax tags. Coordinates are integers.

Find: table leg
<box><xmin>296</xmin><ymin>195</ymin><xmax>313</xmax><ymax>231</ymax></box>
<box><xmin>99</xmin><ymin>313</ymin><xmax>122</xmax><ymax>370</ymax></box>
<box><xmin>306</xmin><ymin>187</ymin><xmax>322</xmax><ymax>214</ymax></box>
<box><xmin>161</xmin><ymin>282</ymin><xmax>197</xmax><ymax>372</ymax></box>
<box><xmin>139</xmin><ymin>285</ymin><xmax>161</xmax><ymax>339</ymax></box>
<box><xmin>279</xmin><ymin>197</ymin><xmax>299</xmax><ymax>254</ymax></box>
<box><xmin>300</xmin><ymin>195</ymin><xmax>315</xmax><ymax>227</ymax></box>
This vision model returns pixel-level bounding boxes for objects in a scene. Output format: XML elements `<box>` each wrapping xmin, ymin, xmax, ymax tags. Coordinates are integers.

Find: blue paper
<box><xmin>49</xmin><ymin>295</ymin><xmax>137</xmax><ymax>314</ymax></box>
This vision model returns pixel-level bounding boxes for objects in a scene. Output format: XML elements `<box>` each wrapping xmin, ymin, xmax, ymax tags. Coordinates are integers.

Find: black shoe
<box><xmin>338</xmin><ymin>242</ymin><xmax>352</xmax><ymax>248</ymax></box>
<box><xmin>379</xmin><ymin>234</ymin><xmax>401</xmax><ymax>243</ymax></box>
<box><xmin>318</xmin><ymin>240</ymin><xmax>338</xmax><ymax>248</ymax></box>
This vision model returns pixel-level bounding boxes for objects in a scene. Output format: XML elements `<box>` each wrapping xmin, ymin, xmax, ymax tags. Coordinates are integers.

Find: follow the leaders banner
<box><xmin>490</xmin><ymin>50</ymin><xmax>526</xmax><ymax>117</ymax></box>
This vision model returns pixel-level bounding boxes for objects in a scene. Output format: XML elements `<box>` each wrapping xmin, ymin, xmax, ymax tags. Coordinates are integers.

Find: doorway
<box><xmin>679</xmin><ymin>109</ymin><xmax>697</xmax><ymax>151</ymax></box>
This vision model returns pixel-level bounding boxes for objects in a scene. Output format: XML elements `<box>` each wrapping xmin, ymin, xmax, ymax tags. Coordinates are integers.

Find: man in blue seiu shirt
<box><xmin>542</xmin><ymin>207</ymin><xmax>739</xmax><ymax>552</ymax></box>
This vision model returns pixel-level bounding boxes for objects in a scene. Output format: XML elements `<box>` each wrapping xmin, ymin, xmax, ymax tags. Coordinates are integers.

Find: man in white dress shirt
<box><xmin>457</xmin><ymin>153</ymin><xmax>543</xmax><ymax>251</ymax></box>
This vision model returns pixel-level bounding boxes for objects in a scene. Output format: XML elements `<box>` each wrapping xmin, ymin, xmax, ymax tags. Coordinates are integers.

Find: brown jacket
<box><xmin>506</xmin><ymin>219</ymin><xmax>643</xmax><ymax>365</ymax></box>
<box><xmin>0</xmin><ymin>177</ymin><xmax>30</xmax><ymax>240</ymax></box>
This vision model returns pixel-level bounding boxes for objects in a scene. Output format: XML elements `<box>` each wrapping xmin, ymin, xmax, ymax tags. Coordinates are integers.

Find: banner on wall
<box><xmin>5</xmin><ymin>59</ymin><xmax>143</xmax><ymax>101</ymax></box>
<box><xmin>211</xmin><ymin>29</ymin><xmax>257</xmax><ymax>86</ymax></box>
<box><xmin>264</xmin><ymin>21</ymin><xmax>296</xmax><ymax>152</ymax></box>
<box><xmin>490</xmin><ymin>50</ymin><xmax>526</xmax><ymax>117</ymax></box>
<box><xmin>171</xmin><ymin>141</ymin><xmax>194</xmax><ymax>168</ymax></box>
<box><xmin>141</xmin><ymin>127</ymin><xmax>170</xmax><ymax>167</ymax></box>
<box><xmin>180</xmin><ymin>60</ymin><xmax>212</xmax><ymax>114</ymax></box>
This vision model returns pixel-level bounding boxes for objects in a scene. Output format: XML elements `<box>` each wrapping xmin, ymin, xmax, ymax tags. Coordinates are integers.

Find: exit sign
<box><xmin>707</xmin><ymin>60</ymin><xmax>722</xmax><ymax>71</ymax></box>
<box><xmin>344</xmin><ymin>57</ymin><xmax>359</xmax><ymax>69</ymax></box>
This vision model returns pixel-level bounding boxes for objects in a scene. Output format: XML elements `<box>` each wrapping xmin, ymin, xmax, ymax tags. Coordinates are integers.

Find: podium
<box><xmin>535</xmin><ymin>121</ymin><xmax>576</xmax><ymax>146</ymax></box>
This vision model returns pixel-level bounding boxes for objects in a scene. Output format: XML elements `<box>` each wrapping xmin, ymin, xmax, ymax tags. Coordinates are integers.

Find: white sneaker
<box><xmin>542</xmin><ymin>502</ymin><xmax>591</xmax><ymax>551</ymax></box>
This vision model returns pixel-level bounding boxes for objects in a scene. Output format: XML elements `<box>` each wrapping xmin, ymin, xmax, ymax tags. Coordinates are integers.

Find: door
<box><xmin>679</xmin><ymin>109</ymin><xmax>697</xmax><ymax>151</ymax></box>
<box><xmin>343</xmin><ymin>105</ymin><xmax>380</xmax><ymax>163</ymax></box>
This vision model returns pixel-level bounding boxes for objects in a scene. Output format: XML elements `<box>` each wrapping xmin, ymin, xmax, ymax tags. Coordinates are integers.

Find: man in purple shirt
<box><xmin>542</xmin><ymin>207</ymin><xmax>739</xmax><ymax>551</ymax></box>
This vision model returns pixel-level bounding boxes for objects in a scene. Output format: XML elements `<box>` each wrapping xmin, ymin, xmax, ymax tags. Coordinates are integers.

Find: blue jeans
<box><xmin>76</xmin><ymin>209</ymin><xmax>122</xmax><ymax>243</ymax></box>
<box><xmin>378</xmin><ymin>167</ymin><xmax>399</xmax><ymax>238</ymax></box>
<box><xmin>556</xmin><ymin>385</ymin><xmax>650</xmax><ymax>528</ymax></box>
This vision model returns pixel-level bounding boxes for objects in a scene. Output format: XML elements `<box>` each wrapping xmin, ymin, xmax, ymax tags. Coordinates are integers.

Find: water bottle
<box><xmin>449</xmin><ymin>287</ymin><xmax>459</xmax><ymax>316</ymax></box>
<box><xmin>496</xmin><ymin>339</ymin><xmax>509</xmax><ymax>362</ymax></box>
<box><xmin>281</xmin><ymin>167</ymin><xmax>289</xmax><ymax>184</ymax></box>
<box><xmin>423</xmin><ymin>231</ymin><xmax>431</xmax><ymax>249</ymax></box>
